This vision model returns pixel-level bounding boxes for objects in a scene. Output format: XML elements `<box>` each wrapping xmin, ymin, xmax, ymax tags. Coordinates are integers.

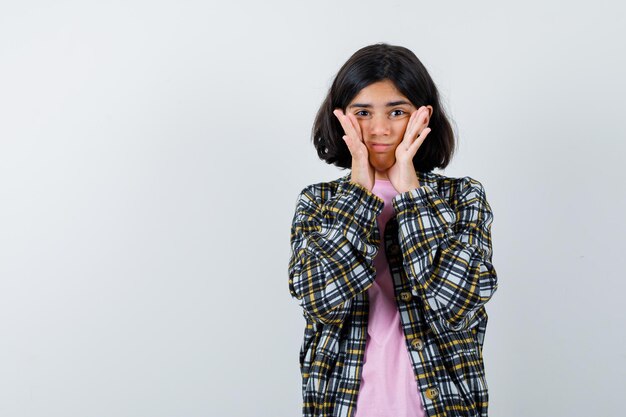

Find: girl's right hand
<box><xmin>333</xmin><ymin>109</ymin><xmax>376</xmax><ymax>192</ymax></box>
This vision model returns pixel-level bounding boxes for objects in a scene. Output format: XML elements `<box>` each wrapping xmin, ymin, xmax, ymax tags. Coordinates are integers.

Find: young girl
<box><xmin>288</xmin><ymin>43</ymin><xmax>498</xmax><ymax>417</ymax></box>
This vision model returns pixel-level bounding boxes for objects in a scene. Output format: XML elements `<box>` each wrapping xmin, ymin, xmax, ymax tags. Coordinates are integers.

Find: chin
<box><xmin>370</xmin><ymin>158</ymin><xmax>395</xmax><ymax>172</ymax></box>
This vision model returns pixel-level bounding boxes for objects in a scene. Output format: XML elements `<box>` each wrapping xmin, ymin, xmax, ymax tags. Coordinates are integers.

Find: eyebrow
<box><xmin>348</xmin><ymin>100</ymin><xmax>412</xmax><ymax>108</ymax></box>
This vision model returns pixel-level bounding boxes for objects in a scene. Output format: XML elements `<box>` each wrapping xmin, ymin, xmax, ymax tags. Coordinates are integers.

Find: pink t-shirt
<box><xmin>354</xmin><ymin>178</ymin><xmax>426</xmax><ymax>417</ymax></box>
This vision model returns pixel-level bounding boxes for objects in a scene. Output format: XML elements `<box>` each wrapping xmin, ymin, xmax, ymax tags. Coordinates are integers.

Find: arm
<box><xmin>391</xmin><ymin>177</ymin><xmax>498</xmax><ymax>335</ymax></box>
<box><xmin>288</xmin><ymin>180</ymin><xmax>384</xmax><ymax>325</ymax></box>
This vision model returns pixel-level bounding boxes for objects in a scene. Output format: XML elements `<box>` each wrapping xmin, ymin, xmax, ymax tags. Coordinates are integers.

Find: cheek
<box><xmin>357</xmin><ymin>120</ymin><xmax>368</xmax><ymax>135</ymax></box>
<box><xmin>393</xmin><ymin>120</ymin><xmax>410</xmax><ymax>138</ymax></box>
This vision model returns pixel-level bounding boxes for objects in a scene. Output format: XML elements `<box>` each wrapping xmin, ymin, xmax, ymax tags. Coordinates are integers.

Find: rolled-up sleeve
<box><xmin>392</xmin><ymin>177</ymin><xmax>498</xmax><ymax>334</ymax></box>
<box><xmin>288</xmin><ymin>181</ymin><xmax>384</xmax><ymax>325</ymax></box>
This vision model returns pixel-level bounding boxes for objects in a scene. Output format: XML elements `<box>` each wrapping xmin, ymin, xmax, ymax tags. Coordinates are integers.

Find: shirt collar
<box><xmin>337</xmin><ymin>170</ymin><xmax>436</xmax><ymax>188</ymax></box>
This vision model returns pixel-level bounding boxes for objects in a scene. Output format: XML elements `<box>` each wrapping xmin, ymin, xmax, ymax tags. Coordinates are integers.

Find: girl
<box><xmin>288</xmin><ymin>43</ymin><xmax>498</xmax><ymax>417</ymax></box>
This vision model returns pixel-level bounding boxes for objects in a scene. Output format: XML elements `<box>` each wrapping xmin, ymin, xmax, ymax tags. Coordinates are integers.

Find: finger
<box><xmin>342</xmin><ymin>111</ymin><xmax>362</xmax><ymax>143</ymax></box>
<box><xmin>333</xmin><ymin>109</ymin><xmax>359</xmax><ymax>140</ymax></box>
<box><xmin>341</xmin><ymin>135</ymin><xmax>353</xmax><ymax>154</ymax></box>
<box><xmin>402</xmin><ymin>110</ymin><xmax>421</xmax><ymax>145</ymax></box>
<box><xmin>405</xmin><ymin>108</ymin><xmax>429</xmax><ymax>145</ymax></box>
<box><xmin>409</xmin><ymin>127</ymin><xmax>431</xmax><ymax>154</ymax></box>
<box><xmin>332</xmin><ymin>109</ymin><xmax>348</xmax><ymax>131</ymax></box>
<box><xmin>418</xmin><ymin>107</ymin><xmax>430</xmax><ymax>129</ymax></box>
<box><xmin>346</xmin><ymin>112</ymin><xmax>364</xmax><ymax>142</ymax></box>
<box><xmin>333</xmin><ymin>109</ymin><xmax>350</xmax><ymax>134</ymax></box>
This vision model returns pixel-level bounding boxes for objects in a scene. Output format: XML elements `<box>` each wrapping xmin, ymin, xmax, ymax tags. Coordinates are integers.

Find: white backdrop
<box><xmin>1</xmin><ymin>1</ymin><xmax>624</xmax><ymax>416</ymax></box>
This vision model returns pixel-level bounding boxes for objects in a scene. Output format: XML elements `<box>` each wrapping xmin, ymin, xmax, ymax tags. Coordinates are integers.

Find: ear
<box><xmin>425</xmin><ymin>105</ymin><xmax>434</xmax><ymax>122</ymax></box>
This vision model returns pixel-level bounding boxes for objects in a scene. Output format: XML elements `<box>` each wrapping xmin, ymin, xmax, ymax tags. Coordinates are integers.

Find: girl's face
<box><xmin>346</xmin><ymin>79</ymin><xmax>432</xmax><ymax>174</ymax></box>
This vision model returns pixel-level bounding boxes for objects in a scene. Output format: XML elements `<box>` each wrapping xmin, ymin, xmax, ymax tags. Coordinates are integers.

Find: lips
<box><xmin>370</xmin><ymin>143</ymin><xmax>393</xmax><ymax>152</ymax></box>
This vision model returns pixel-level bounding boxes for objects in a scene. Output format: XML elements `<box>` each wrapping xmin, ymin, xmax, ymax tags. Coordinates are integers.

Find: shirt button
<box><xmin>399</xmin><ymin>291</ymin><xmax>413</xmax><ymax>302</ymax></box>
<box><xmin>425</xmin><ymin>386</ymin><xmax>439</xmax><ymax>400</ymax></box>
<box><xmin>387</xmin><ymin>244</ymin><xmax>401</xmax><ymax>256</ymax></box>
<box><xmin>410</xmin><ymin>338</ymin><xmax>424</xmax><ymax>350</ymax></box>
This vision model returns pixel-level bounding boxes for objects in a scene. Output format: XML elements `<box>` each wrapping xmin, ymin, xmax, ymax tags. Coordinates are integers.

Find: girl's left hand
<box><xmin>387</xmin><ymin>106</ymin><xmax>432</xmax><ymax>193</ymax></box>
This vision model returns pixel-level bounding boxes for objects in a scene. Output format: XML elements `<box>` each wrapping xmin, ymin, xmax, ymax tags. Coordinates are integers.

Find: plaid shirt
<box><xmin>288</xmin><ymin>170</ymin><xmax>499</xmax><ymax>417</ymax></box>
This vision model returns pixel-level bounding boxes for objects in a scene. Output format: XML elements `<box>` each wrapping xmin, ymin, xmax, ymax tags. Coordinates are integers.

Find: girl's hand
<box><xmin>333</xmin><ymin>108</ymin><xmax>376</xmax><ymax>191</ymax></box>
<box><xmin>387</xmin><ymin>106</ymin><xmax>432</xmax><ymax>193</ymax></box>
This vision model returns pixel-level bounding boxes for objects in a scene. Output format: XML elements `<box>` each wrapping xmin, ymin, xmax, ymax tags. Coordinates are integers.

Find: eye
<box><xmin>390</xmin><ymin>109</ymin><xmax>407</xmax><ymax>117</ymax></box>
<box><xmin>355</xmin><ymin>110</ymin><xmax>370</xmax><ymax>117</ymax></box>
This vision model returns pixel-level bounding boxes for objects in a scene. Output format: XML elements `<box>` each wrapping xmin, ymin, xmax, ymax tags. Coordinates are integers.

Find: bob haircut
<box><xmin>312</xmin><ymin>43</ymin><xmax>456</xmax><ymax>173</ymax></box>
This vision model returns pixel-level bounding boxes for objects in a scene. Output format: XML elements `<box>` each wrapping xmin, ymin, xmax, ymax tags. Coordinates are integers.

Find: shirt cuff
<box><xmin>391</xmin><ymin>185</ymin><xmax>456</xmax><ymax>227</ymax></box>
<box><xmin>392</xmin><ymin>185</ymin><xmax>434</xmax><ymax>212</ymax></box>
<box><xmin>337</xmin><ymin>180</ymin><xmax>385</xmax><ymax>218</ymax></box>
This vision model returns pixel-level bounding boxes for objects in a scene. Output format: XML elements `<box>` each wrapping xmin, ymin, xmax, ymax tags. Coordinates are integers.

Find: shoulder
<box><xmin>423</xmin><ymin>171</ymin><xmax>487</xmax><ymax>199</ymax></box>
<box><xmin>294</xmin><ymin>177</ymin><xmax>342</xmax><ymax>207</ymax></box>
<box><xmin>294</xmin><ymin>171</ymin><xmax>354</xmax><ymax>202</ymax></box>
<box><xmin>419</xmin><ymin>172</ymin><xmax>488</xmax><ymax>209</ymax></box>
<box><xmin>295</xmin><ymin>171</ymin><xmax>489</xmax><ymax>205</ymax></box>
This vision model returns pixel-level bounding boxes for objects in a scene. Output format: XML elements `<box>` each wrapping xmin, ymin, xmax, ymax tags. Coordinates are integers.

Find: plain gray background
<box><xmin>1</xmin><ymin>1</ymin><xmax>624</xmax><ymax>416</ymax></box>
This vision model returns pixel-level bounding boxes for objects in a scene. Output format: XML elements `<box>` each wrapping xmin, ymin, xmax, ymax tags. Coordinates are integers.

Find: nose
<box><xmin>369</xmin><ymin>114</ymin><xmax>391</xmax><ymax>136</ymax></box>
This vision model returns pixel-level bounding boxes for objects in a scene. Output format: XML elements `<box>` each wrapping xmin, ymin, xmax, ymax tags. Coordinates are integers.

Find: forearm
<box><xmin>392</xmin><ymin>180</ymin><xmax>498</xmax><ymax>333</ymax></box>
<box><xmin>288</xmin><ymin>181</ymin><xmax>385</xmax><ymax>325</ymax></box>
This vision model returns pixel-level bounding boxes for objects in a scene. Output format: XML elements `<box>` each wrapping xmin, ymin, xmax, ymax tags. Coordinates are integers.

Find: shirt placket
<box><xmin>383</xmin><ymin>216</ymin><xmax>443</xmax><ymax>416</ymax></box>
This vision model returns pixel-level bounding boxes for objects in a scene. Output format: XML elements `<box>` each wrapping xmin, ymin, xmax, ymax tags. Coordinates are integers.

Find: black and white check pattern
<box><xmin>288</xmin><ymin>170</ymin><xmax>499</xmax><ymax>417</ymax></box>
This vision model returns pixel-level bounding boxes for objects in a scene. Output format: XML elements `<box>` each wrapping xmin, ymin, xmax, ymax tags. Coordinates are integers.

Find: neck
<box><xmin>374</xmin><ymin>171</ymin><xmax>389</xmax><ymax>181</ymax></box>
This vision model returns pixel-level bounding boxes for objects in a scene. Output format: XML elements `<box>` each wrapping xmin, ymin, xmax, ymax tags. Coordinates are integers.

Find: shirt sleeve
<box><xmin>288</xmin><ymin>180</ymin><xmax>384</xmax><ymax>325</ymax></box>
<box><xmin>391</xmin><ymin>177</ymin><xmax>498</xmax><ymax>335</ymax></box>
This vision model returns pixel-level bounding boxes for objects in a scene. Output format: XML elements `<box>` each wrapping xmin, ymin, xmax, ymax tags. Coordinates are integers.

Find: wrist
<box><xmin>349</xmin><ymin>179</ymin><xmax>371</xmax><ymax>192</ymax></box>
<box><xmin>398</xmin><ymin>181</ymin><xmax>420</xmax><ymax>194</ymax></box>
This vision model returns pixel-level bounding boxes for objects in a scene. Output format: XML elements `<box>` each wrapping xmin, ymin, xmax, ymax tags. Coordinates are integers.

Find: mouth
<box><xmin>370</xmin><ymin>143</ymin><xmax>393</xmax><ymax>152</ymax></box>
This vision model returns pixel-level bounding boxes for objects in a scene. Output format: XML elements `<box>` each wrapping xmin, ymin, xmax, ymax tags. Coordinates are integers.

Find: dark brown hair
<box><xmin>312</xmin><ymin>43</ymin><xmax>456</xmax><ymax>172</ymax></box>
